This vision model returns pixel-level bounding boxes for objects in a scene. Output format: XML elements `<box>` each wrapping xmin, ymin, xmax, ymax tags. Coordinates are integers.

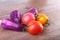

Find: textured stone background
<box><xmin>0</xmin><ymin>0</ymin><xmax>60</xmax><ymax>40</ymax></box>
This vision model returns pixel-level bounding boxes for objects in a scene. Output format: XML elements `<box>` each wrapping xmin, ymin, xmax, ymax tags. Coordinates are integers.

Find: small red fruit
<box><xmin>28</xmin><ymin>21</ymin><xmax>43</xmax><ymax>35</ymax></box>
<box><xmin>21</xmin><ymin>12</ymin><xmax>35</xmax><ymax>24</ymax></box>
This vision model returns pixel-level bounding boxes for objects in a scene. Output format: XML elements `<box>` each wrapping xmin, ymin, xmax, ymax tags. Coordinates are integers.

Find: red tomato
<box><xmin>28</xmin><ymin>21</ymin><xmax>43</xmax><ymax>35</ymax></box>
<box><xmin>21</xmin><ymin>12</ymin><xmax>35</xmax><ymax>24</ymax></box>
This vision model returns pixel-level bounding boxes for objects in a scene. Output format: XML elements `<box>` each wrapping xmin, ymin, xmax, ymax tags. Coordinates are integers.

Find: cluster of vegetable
<box><xmin>0</xmin><ymin>8</ymin><xmax>49</xmax><ymax>35</ymax></box>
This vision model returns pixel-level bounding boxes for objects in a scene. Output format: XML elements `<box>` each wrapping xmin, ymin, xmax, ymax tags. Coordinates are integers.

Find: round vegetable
<box><xmin>36</xmin><ymin>13</ymin><xmax>48</xmax><ymax>25</ymax></box>
<box><xmin>25</xmin><ymin>8</ymin><xmax>38</xmax><ymax>15</ymax></box>
<box><xmin>10</xmin><ymin>10</ymin><xmax>21</xmax><ymax>23</ymax></box>
<box><xmin>21</xmin><ymin>12</ymin><xmax>35</xmax><ymax>24</ymax></box>
<box><xmin>1</xmin><ymin>18</ymin><xmax>23</xmax><ymax>31</ymax></box>
<box><xmin>28</xmin><ymin>21</ymin><xmax>43</xmax><ymax>35</ymax></box>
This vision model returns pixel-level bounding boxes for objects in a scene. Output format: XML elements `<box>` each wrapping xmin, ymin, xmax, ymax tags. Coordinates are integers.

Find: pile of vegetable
<box><xmin>0</xmin><ymin>8</ymin><xmax>49</xmax><ymax>35</ymax></box>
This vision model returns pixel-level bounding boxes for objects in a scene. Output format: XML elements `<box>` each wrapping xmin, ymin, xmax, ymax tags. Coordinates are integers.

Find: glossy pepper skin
<box><xmin>1</xmin><ymin>18</ymin><xmax>23</xmax><ymax>31</ymax></box>
<box><xmin>10</xmin><ymin>10</ymin><xmax>21</xmax><ymax>23</ymax></box>
<box><xmin>36</xmin><ymin>13</ymin><xmax>48</xmax><ymax>25</ymax></box>
<box><xmin>23</xmin><ymin>8</ymin><xmax>38</xmax><ymax>15</ymax></box>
